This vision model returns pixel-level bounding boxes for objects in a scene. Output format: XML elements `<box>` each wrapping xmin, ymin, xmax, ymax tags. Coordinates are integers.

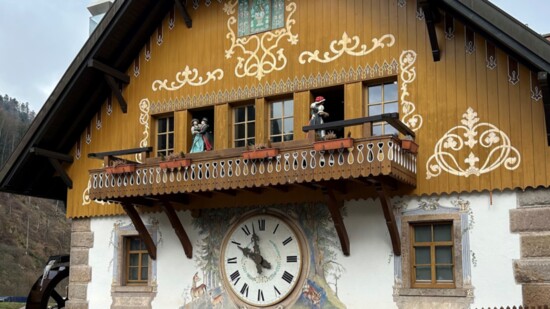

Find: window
<box><xmin>269</xmin><ymin>98</ymin><xmax>293</xmax><ymax>142</ymax></box>
<box><xmin>234</xmin><ymin>105</ymin><xmax>256</xmax><ymax>147</ymax></box>
<box><xmin>237</xmin><ymin>0</ymin><xmax>286</xmax><ymax>37</ymax></box>
<box><xmin>156</xmin><ymin>116</ymin><xmax>174</xmax><ymax>157</ymax></box>
<box><xmin>366</xmin><ymin>81</ymin><xmax>399</xmax><ymax>136</ymax></box>
<box><xmin>125</xmin><ymin>236</ymin><xmax>149</xmax><ymax>285</ymax></box>
<box><xmin>410</xmin><ymin>222</ymin><xmax>454</xmax><ymax>288</ymax></box>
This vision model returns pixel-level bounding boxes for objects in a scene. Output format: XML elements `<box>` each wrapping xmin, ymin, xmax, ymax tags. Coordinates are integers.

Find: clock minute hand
<box><xmin>238</xmin><ymin>246</ymin><xmax>264</xmax><ymax>274</ymax></box>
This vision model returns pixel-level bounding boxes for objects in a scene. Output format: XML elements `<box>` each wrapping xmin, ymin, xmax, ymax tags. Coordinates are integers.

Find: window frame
<box><xmin>124</xmin><ymin>236</ymin><xmax>149</xmax><ymax>286</ymax></box>
<box><xmin>233</xmin><ymin>104</ymin><xmax>256</xmax><ymax>148</ymax></box>
<box><xmin>410</xmin><ymin>221</ymin><xmax>455</xmax><ymax>289</ymax></box>
<box><xmin>268</xmin><ymin>97</ymin><xmax>294</xmax><ymax>143</ymax></box>
<box><xmin>365</xmin><ymin>80</ymin><xmax>399</xmax><ymax>136</ymax></box>
<box><xmin>155</xmin><ymin>115</ymin><xmax>174</xmax><ymax>157</ymax></box>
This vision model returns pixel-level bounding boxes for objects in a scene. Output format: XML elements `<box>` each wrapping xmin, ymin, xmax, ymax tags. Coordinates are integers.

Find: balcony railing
<box><xmin>88</xmin><ymin>135</ymin><xmax>416</xmax><ymax>201</ymax></box>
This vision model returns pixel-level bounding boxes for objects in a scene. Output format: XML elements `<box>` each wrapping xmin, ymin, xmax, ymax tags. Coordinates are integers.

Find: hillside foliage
<box><xmin>0</xmin><ymin>94</ymin><xmax>71</xmax><ymax>296</ymax></box>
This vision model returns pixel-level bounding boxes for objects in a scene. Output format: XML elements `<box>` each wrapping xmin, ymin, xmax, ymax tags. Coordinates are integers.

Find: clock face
<box><xmin>220</xmin><ymin>212</ymin><xmax>305</xmax><ymax>307</ymax></box>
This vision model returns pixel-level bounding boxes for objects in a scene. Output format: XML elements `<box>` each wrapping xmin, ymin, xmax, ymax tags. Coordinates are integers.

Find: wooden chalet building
<box><xmin>1</xmin><ymin>0</ymin><xmax>550</xmax><ymax>308</ymax></box>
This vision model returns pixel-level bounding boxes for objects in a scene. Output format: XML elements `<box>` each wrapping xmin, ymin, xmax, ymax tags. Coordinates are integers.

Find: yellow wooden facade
<box><xmin>66</xmin><ymin>0</ymin><xmax>550</xmax><ymax>218</ymax></box>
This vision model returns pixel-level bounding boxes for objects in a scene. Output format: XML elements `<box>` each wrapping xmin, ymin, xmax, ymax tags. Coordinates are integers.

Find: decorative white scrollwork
<box><xmin>426</xmin><ymin>107</ymin><xmax>521</xmax><ymax>179</ymax></box>
<box><xmin>152</xmin><ymin>66</ymin><xmax>224</xmax><ymax>91</ymax></box>
<box><xmin>136</xmin><ymin>98</ymin><xmax>150</xmax><ymax>163</ymax></box>
<box><xmin>399</xmin><ymin>50</ymin><xmax>423</xmax><ymax>131</ymax></box>
<box><xmin>298</xmin><ymin>33</ymin><xmax>395</xmax><ymax>64</ymax></box>
<box><xmin>224</xmin><ymin>1</ymin><xmax>299</xmax><ymax>80</ymax></box>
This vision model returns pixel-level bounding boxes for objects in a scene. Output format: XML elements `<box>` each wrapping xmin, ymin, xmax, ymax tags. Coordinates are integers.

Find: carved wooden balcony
<box><xmin>88</xmin><ymin>135</ymin><xmax>416</xmax><ymax>201</ymax></box>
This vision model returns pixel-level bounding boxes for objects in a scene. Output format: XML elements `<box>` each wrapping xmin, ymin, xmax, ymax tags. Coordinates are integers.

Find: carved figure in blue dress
<box><xmin>190</xmin><ymin>118</ymin><xmax>204</xmax><ymax>153</ymax></box>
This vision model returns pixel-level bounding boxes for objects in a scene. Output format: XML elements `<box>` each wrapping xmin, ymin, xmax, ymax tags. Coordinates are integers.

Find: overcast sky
<box><xmin>0</xmin><ymin>0</ymin><xmax>549</xmax><ymax>113</ymax></box>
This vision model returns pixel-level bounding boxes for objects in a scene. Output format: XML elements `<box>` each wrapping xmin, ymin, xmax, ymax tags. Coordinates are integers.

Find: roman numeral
<box><xmin>257</xmin><ymin>289</ymin><xmax>264</xmax><ymax>302</ymax></box>
<box><xmin>230</xmin><ymin>270</ymin><xmax>240</xmax><ymax>284</ymax></box>
<box><xmin>231</xmin><ymin>240</ymin><xmax>241</xmax><ymax>246</ymax></box>
<box><xmin>242</xmin><ymin>224</ymin><xmax>251</xmax><ymax>236</ymax></box>
<box><xmin>273</xmin><ymin>223</ymin><xmax>279</xmax><ymax>234</ymax></box>
<box><xmin>287</xmin><ymin>255</ymin><xmax>298</xmax><ymax>263</ymax></box>
<box><xmin>282</xmin><ymin>271</ymin><xmax>294</xmax><ymax>284</ymax></box>
<box><xmin>282</xmin><ymin>236</ymin><xmax>293</xmax><ymax>246</ymax></box>
<box><xmin>240</xmin><ymin>283</ymin><xmax>249</xmax><ymax>297</ymax></box>
<box><xmin>227</xmin><ymin>257</ymin><xmax>237</xmax><ymax>264</ymax></box>
<box><xmin>274</xmin><ymin>285</ymin><xmax>281</xmax><ymax>296</ymax></box>
<box><xmin>258</xmin><ymin>219</ymin><xmax>266</xmax><ymax>231</ymax></box>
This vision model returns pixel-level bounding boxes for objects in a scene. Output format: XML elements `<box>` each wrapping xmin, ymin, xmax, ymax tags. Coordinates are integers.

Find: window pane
<box><xmin>385</xmin><ymin>125</ymin><xmax>398</xmax><ymax>136</ymax></box>
<box><xmin>158</xmin><ymin>119</ymin><xmax>167</xmax><ymax>133</ymax></box>
<box><xmin>369</xmin><ymin>85</ymin><xmax>382</xmax><ymax>103</ymax></box>
<box><xmin>434</xmin><ymin>224</ymin><xmax>452</xmax><ymax>241</ymax></box>
<box><xmin>385</xmin><ymin>102</ymin><xmax>399</xmax><ymax>114</ymax></box>
<box><xmin>436</xmin><ymin>265</ymin><xmax>453</xmax><ymax>281</ymax></box>
<box><xmin>247</xmin><ymin>123</ymin><xmax>255</xmax><ymax>138</ymax></box>
<box><xmin>271</xmin><ymin>135</ymin><xmax>282</xmax><ymax>143</ymax></box>
<box><xmin>142</xmin><ymin>254</ymin><xmax>148</xmax><ymax>265</ymax></box>
<box><xmin>235</xmin><ymin>107</ymin><xmax>246</xmax><ymax>123</ymax></box>
<box><xmin>128</xmin><ymin>267</ymin><xmax>138</xmax><ymax>280</ymax></box>
<box><xmin>247</xmin><ymin>138</ymin><xmax>255</xmax><ymax>146</ymax></box>
<box><xmin>247</xmin><ymin>105</ymin><xmax>256</xmax><ymax>120</ymax></box>
<box><xmin>283</xmin><ymin>118</ymin><xmax>293</xmax><ymax>134</ymax></box>
<box><xmin>141</xmin><ymin>267</ymin><xmax>148</xmax><ymax>281</ymax></box>
<box><xmin>271</xmin><ymin>102</ymin><xmax>282</xmax><ymax>118</ymax></box>
<box><xmin>384</xmin><ymin>83</ymin><xmax>398</xmax><ymax>102</ymax></box>
<box><xmin>436</xmin><ymin>246</ymin><xmax>453</xmax><ymax>264</ymax></box>
<box><xmin>271</xmin><ymin>119</ymin><xmax>282</xmax><ymax>135</ymax></box>
<box><xmin>235</xmin><ymin>123</ymin><xmax>245</xmax><ymax>139</ymax></box>
<box><xmin>415</xmin><ymin>266</ymin><xmax>431</xmax><ymax>281</ymax></box>
<box><xmin>372</xmin><ymin>124</ymin><xmax>382</xmax><ymax>136</ymax></box>
<box><xmin>168</xmin><ymin>135</ymin><xmax>174</xmax><ymax>149</ymax></box>
<box><xmin>283</xmin><ymin>100</ymin><xmax>294</xmax><ymax>116</ymax></box>
<box><xmin>158</xmin><ymin>137</ymin><xmax>166</xmax><ymax>151</ymax></box>
<box><xmin>369</xmin><ymin>104</ymin><xmax>382</xmax><ymax>116</ymax></box>
<box><xmin>415</xmin><ymin>247</ymin><xmax>431</xmax><ymax>264</ymax></box>
<box><xmin>283</xmin><ymin>133</ymin><xmax>293</xmax><ymax>141</ymax></box>
<box><xmin>130</xmin><ymin>238</ymin><xmax>141</xmax><ymax>250</ymax></box>
<box><xmin>129</xmin><ymin>253</ymin><xmax>139</xmax><ymax>266</ymax></box>
<box><xmin>415</xmin><ymin>225</ymin><xmax>432</xmax><ymax>242</ymax></box>
<box><xmin>168</xmin><ymin>117</ymin><xmax>174</xmax><ymax>131</ymax></box>
<box><xmin>235</xmin><ymin>140</ymin><xmax>245</xmax><ymax>147</ymax></box>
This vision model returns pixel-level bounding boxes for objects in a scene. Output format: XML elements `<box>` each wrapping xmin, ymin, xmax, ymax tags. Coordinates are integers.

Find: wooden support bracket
<box><xmin>374</xmin><ymin>182</ymin><xmax>401</xmax><ymax>256</ymax></box>
<box><xmin>29</xmin><ymin>147</ymin><xmax>73</xmax><ymax>189</ymax></box>
<box><xmin>419</xmin><ymin>0</ymin><xmax>441</xmax><ymax>62</ymax></box>
<box><xmin>88</xmin><ymin>59</ymin><xmax>129</xmax><ymax>113</ymax></box>
<box><xmin>322</xmin><ymin>188</ymin><xmax>350</xmax><ymax>256</ymax></box>
<box><xmin>538</xmin><ymin>71</ymin><xmax>550</xmax><ymax>145</ymax></box>
<box><xmin>121</xmin><ymin>203</ymin><xmax>157</xmax><ymax>260</ymax></box>
<box><xmin>175</xmin><ymin>0</ymin><xmax>192</xmax><ymax>28</ymax></box>
<box><xmin>161</xmin><ymin>201</ymin><xmax>193</xmax><ymax>259</ymax></box>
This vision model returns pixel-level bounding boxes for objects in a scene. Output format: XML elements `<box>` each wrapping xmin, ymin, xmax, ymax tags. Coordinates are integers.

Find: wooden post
<box><xmin>121</xmin><ymin>203</ymin><xmax>157</xmax><ymax>260</ymax></box>
<box><xmin>375</xmin><ymin>182</ymin><xmax>401</xmax><ymax>256</ymax></box>
<box><xmin>161</xmin><ymin>202</ymin><xmax>193</xmax><ymax>259</ymax></box>
<box><xmin>322</xmin><ymin>187</ymin><xmax>350</xmax><ymax>256</ymax></box>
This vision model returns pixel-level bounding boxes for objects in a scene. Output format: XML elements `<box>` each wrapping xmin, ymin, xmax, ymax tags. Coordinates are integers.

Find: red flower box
<box><xmin>105</xmin><ymin>164</ymin><xmax>136</xmax><ymax>174</ymax></box>
<box><xmin>313</xmin><ymin>138</ymin><xmax>354</xmax><ymax>151</ymax></box>
<box><xmin>242</xmin><ymin>148</ymin><xmax>279</xmax><ymax>160</ymax></box>
<box><xmin>401</xmin><ymin>139</ymin><xmax>419</xmax><ymax>154</ymax></box>
<box><xmin>159</xmin><ymin>159</ymin><xmax>191</xmax><ymax>169</ymax></box>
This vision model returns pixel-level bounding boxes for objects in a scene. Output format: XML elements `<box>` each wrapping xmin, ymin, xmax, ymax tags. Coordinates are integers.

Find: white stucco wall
<box><xmin>85</xmin><ymin>190</ymin><xmax>521</xmax><ymax>308</ymax></box>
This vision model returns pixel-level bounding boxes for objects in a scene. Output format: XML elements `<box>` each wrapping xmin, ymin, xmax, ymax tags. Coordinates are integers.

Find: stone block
<box><xmin>68</xmin><ymin>283</ymin><xmax>88</xmax><ymax>301</ymax></box>
<box><xmin>66</xmin><ymin>300</ymin><xmax>89</xmax><ymax>309</ymax></box>
<box><xmin>71</xmin><ymin>231</ymin><xmax>94</xmax><ymax>248</ymax></box>
<box><xmin>510</xmin><ymin>208</ymin><xmax>550</xmax><ymax>233</ymax></box>
<box><xmin>521</xmin><ymin>234</ymin><xmax>550</xmax><ymax>258</ymax></box>
<box><xmin>70</xmin><ymin>248</ymin><xmax>89</xmax><ymax>266</ymax></box>
<box><xmin>513</xmin><ymin>259</ymin><xmax>550</xmax><ymax>283</ymax></box>
<box><xmin>518</xmin><ymin>188</ymin><xmax>550</xmax><ymax>208</ymax></box>
<box><xmin>70</xmin><ymin>265</ymin><xmax>92</xmax><ymax>283</ymax></box>
<box><xmin>523</xmin><ymin>283</ymin><xmax>550</xmax><ymax>306</ymax></box>
<box><xmin>71</xmin><ymin>218</ymin><xmax>91</xmax><ymax>232</ymax></box>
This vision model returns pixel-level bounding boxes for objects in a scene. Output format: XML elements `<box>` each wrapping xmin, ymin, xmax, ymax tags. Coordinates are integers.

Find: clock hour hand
<box><xmin>238</xmin><ymin>246</ymin><xmax>271</xmax><ymax>274</ymax></box>
<box><xmin>252</xmin><ymin>225</ymin><xmax>260</xmax><ymax>255</ymax></box>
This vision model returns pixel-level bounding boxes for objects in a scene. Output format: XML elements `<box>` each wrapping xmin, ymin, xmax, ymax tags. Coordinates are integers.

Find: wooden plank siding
<box><xmin>65</xmin><ymin>0</ymin><xmax>550</xmax><ymax>218</ymax></box>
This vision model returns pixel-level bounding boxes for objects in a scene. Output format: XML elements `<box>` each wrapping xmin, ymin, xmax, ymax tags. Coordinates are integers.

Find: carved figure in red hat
<box><xmin>310</xmin><ymin>96</ymin><xmax>329</xmax><ymax>137</ymax></box>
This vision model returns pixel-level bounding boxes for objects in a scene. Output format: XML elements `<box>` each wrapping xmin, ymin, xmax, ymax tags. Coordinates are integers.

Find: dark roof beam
<box><xmin>419</xmin><ymin>0</ymin><xmax>442</xmax><ymax>62</ymax></box>
<box><xmin>374</xmin><ymin>182</ymin><xmax>401</xmax><ymax>256</ymax></box>
<box><xmin>88</xmin><ymin>59</ymin><xmax>129</xmax><ymax>114</ymax></box>
<box><xmin>537</xmin><ymin>71</ymin><xmax>550</xmax><ymax>145</ymax></box>
<box><xmin>322</xmin><ymin>187</ymin><xmax>350</xmax><ymax>256</ymax></box>
<box><xmin>175</xmin><ymin>0</ymin><xmax>192</xmax><ymax>28</ymax></box>
<box><xmin>161</xmin><ymin>201</ymin><xmax>193</xmax><ymax>258</ymax></box>
<box><xmin>121</xmin><ymin>203</ymin><xmax>157</xmax><ymax>260</ymax></box>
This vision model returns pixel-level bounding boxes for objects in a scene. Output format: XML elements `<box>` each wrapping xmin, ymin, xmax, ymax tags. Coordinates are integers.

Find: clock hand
<box><xmin>238</xmin><ymin>246</ymin><xmax>269</xmax><ymax>274</ymax></box>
